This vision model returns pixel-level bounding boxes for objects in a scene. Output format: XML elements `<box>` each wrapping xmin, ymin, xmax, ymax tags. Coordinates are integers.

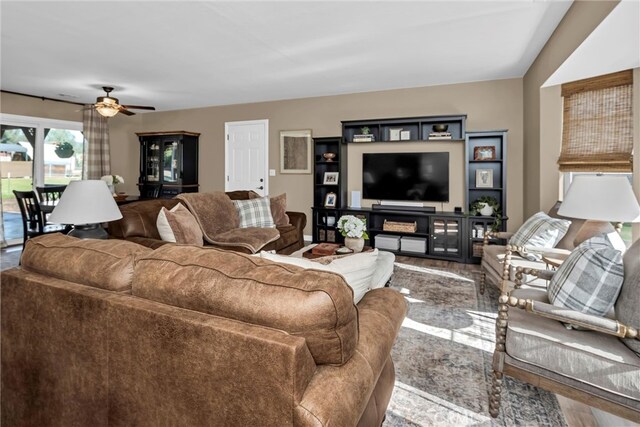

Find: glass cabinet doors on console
<box><xmin>137</xmin><ymin>131</ymin><xmax>199</xmax><ymax>198</ymax></box>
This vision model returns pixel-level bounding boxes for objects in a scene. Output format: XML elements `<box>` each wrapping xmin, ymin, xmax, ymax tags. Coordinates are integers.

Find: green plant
<box><xmin>54</xmin><ymin>141</ymin><xmax>75</xmax><ymax>158</ymax></box>
<box><xmin>360</xmin><ymin>126</ymin><xmax>370</xmax><ymax>135</ymax></box>
<box><xmin>469</xmin><ymin>196</ymin><xmax>502</xmax><ymax>231</ymax></box>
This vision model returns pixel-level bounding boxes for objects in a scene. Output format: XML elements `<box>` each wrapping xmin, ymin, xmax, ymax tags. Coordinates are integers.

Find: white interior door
<box><xmin>225</xmin><ymin>120</ymin><xmax>269</xmax><ymax>196</ymax></box>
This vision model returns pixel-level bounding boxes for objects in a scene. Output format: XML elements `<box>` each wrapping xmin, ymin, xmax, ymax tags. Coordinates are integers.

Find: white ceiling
<box><xmin>1</xmin><ymin>1</ymin><xmax>572</xmax><ymax>112</ymax></box>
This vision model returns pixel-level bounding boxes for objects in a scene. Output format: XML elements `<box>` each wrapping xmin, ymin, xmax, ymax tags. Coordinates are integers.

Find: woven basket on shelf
<box><xmin>383</xmin><ymin>220</ymin><xmax>417</xmax><ymax>233</ymax></box>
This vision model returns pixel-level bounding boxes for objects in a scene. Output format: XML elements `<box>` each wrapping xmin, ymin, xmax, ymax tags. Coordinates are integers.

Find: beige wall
<box><xmin>634</xmin><ymin>68</ymin><xmax>640</xmax><ymax>241</ymax></box>
<box><xmin>539</xmin><ymin>84</ymin><xmax>563</xmax><ymax>211</ymax></box>
<box><xmin>121</xmin><ymin>78</ymin><xmax>523</xmax><ymax>234</ymax></box>
<box><xmin>523</xmin><ymin>1</ymin><xmax>618</xmax><ymax>217</ymax></box>
<box><xmin>0</xmin><ymin>92</ymin><xmax>81</xmax><ymax>122</ymax></box>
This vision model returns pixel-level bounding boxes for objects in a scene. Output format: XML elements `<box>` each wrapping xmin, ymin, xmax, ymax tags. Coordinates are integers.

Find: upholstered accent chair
<box><xmin>489</xmin><ymin>238</ymin><xmax>640</xmax><ymax>423</ymax></box>
<box><xmin>479</xmin><ymin>202</ymin><xmax>617</xmax><ymax>294</ymax></box>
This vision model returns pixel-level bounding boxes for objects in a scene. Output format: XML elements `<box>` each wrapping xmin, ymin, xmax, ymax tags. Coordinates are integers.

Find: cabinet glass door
<box><xmin>146</xmin><ymin>142</ymin><xmax>160</xmax><ymax>182</ymax></box>
<box><xmin>431</xmin><ymin>218</ymin><xmax>461</xmax><ymax>256</ymax></box>
<box><xmin>162</xmin><ymin>140</ymin><xmax>180</xmax><ymax>183</ymax></box>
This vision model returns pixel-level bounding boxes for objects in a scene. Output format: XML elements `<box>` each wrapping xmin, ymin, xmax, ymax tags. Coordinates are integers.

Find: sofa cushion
<box><xmin>259</xmin><ymin>249</ymin><xmax>379</xmax><ymax>303</ymax></box>
<box><xmin>506</xmin><ymin>288</ymin><xmax>640</xmax><ymax>403</ymax></box>
<box><xmin>132</xmin><ymin>245</ymin><xmax>358</xmax><ymax>365</ymax></box>
<box><xmin>509</xmin><ymin>211</ymin><xmax>571</xmax><ymax>261</ymax></box>
<box><xmin>21</xmin><ymin>233</ymin><xmax>151</xmax><ymax>292</ymax></box>
<box><xmin>274</xmin><ymin>224</ymin><xmax>298</xmax><ymax>250</ymax></box>
<box><xmin>109</xmin><ymin>198</ymin><xmax>181</xmax><ymax>239</ymax></box>
<box><xmin>233</xmin><ymin>197</ymin><xmax>275</xmax><ymax>228</ymax></box>
<box><xmin>157</xmin><ymin>204</ymin><xmax>203</xmax><ymax>245</ymax></box>
<box><xmin>615</xmin><ymin>238</ymin><xmax>640</xmax><ymax>355</ymax></box>
<box><xmin>548</xmin><ymin>235</ymin><xmax>624</xmax><ymax>316</ymax></box>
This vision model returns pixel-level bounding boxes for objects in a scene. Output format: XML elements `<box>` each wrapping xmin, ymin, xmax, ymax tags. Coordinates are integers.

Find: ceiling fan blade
<box><xmin>122</xmin><ymin>105</ymin><xmax>156</xmax><ymax>111</ymax></box>
<box><xmin>119</xmin><ymin>108</ymin><xmax>136</xmax><ymax>116</ymax></box>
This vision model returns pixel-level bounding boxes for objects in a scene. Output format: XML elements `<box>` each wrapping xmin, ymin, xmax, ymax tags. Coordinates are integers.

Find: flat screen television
<box><xmin>362</xmin><ymin>152</ymin><xmax>449</xmax><ymax>202</ymax></box>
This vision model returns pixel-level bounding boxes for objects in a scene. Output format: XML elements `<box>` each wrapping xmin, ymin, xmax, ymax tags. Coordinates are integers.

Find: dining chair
<box><xmin>13</xmin><ymin>190</ymin><xmax>68</xmax><ymax>243</ymax></box>
<box><xmin>36</xmin><ymin>185</ymin><xmax>67</xmax><ymax>222</ymax></box>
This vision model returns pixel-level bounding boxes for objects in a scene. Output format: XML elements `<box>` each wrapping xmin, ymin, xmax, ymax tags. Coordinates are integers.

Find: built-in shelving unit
<box><xmin>465</xmin><ymin>130</ymin><xmax>508</xmax><ymax>263</ymax></box>
<box><xmin>312</xmin><ymin>137</ymin><xmax>347</xmax><ymax>243</ymax></box>
<box><xmin>341</xmin><ymin>115</ymin><xmax>467</xmax><ymax>143</ymax></box>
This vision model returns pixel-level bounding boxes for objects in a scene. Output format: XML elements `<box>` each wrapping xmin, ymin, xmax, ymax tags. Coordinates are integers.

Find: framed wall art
<box><xmin>473</xmin><ymin>146</ymin><xmax>496</xmax><ymax>161</ymax></box>
<box><xmin>323</xmin><ymin>172</ymin><xmax>339</xmax><ymax>185</ymax></box>
<box><xmin>475</xmin><ymin>169</ymin><xmax>494</xmax><ymax>188</ymax></box>
<box><xmin>324</xmin><ymin>192</ymin><xmax>337</xmax><ymax>207</ymax></box>
<box><xmin>280</xmin><ymin>129</ymin><xmax>312</xmax><ymax>174</ymax></box>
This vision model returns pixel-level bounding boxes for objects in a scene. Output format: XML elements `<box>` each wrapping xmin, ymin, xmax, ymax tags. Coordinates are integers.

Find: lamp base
<box><xmin>68</xmin><ymin>224</ymin><xmax>108</xmax><ymax>240</ymax></box>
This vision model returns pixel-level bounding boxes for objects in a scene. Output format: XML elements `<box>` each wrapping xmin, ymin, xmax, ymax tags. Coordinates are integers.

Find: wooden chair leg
<box><xmin>490</xmin><ymin>293</ymin><xmax>509</xmax><ymax>418</ymax></box>
<box><xmin>489</xmin><ymin>370</ymin><xmax>503</xmax><ymax>417</ymax></box>
<box><xmin>479</xmin><ymin>270</ymin><xmax>486</xmax><ymax>294</ymax></box>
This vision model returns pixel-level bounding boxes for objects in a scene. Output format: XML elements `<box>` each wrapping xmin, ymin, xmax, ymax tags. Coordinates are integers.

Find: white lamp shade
<box><xmin>558</xmin><ymin>175</ymin><xmax>640</xmax><ymax>222</ymax></box>
<box><xmin>48</xmin><ymin>180</ymin><xmax>123</xmax><ymax>225</ymax></box>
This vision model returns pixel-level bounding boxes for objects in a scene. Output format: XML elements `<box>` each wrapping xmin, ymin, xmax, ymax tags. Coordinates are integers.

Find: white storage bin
<box><xmin>375</xmin><ymin>234</ymin><xmax>401</xmax><ymax>251</ymax></box>
<box><xmin>400</xmin><ymin>236</ymin><xmax>427</xmax><ymax>253</ymax></box>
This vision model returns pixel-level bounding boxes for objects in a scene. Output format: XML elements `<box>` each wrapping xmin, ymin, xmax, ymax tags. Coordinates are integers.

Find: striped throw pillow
<box><xmin>233</xmin><ymin>197</ymin><xmax>275</xmax><ymax>228</ymax></box>
<box><xmin>509</xmin><ymin>211</ymin><xmax>571</xmax><ymax>260</ymax></box>
<box><xmin>548</xmin><ymin>235</ymin><xmax>624</xmax><ymax>316</ymax></box>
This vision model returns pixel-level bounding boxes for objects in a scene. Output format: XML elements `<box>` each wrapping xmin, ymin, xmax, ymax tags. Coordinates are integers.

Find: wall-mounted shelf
<box><xmin>341</xmin><ymin>114</ymin><xmax>467</xmax><ymax>143</ymax></box>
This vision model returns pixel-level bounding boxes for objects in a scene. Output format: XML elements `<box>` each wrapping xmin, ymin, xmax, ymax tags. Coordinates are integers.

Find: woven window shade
<box><xmin>558</xmin><ymin>70</ymin><xmax>633</xmax><ymax>172</ymax></box>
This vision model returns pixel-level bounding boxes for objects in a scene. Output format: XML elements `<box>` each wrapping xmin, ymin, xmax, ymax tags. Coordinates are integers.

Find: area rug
<box><xmin>384</xmin><ymin>261</ymin><xmax>567</xmax><ymax>427</ymax></box>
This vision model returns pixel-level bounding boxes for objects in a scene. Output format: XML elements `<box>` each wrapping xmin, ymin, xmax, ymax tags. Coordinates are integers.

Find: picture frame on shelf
<box><xmin>389</xmin><ymin>128</ymin><xmax>402</xmax><ymax>141</ymax></box>
<box><xmin>475</xmin><ymin>169</ymin><xmax>494</xmax><ymax>188</ymax></box>
<box><xmin>323</xmin><ymin>171</ymin><xmax>339</xmax><ymax>185</ymax></box>
<box><xmin>473</xmin><ymin>146</ymin><xmax>496</xmax><ymax>161</ymax></box>
<box><xmin>280</xmin><ymin>129</ymin><xmax>312</xmax><ymax>174</ymax></box>
<box><xmin>324</xmin><ymin>192</ymin><xmax>337</xmax><ymax>207</ymax></box>
<box><xmin>400</xmin><ymin>130</ymin><xmax>411</xmax><ymax>141</ymax></box>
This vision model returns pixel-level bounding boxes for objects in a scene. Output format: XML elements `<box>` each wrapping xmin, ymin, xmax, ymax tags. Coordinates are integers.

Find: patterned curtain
<box><xmin>82</xmin><ymin>107</ymin><xmax>111</xmax><ymax>179</ymax></box>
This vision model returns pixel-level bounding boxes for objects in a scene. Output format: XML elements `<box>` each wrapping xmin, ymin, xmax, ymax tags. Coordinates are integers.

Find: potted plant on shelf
<box><xmin>470</xmin><ymin>196</ymin><xmax>502</xmax><ymax>231</ymax></box>
<box><xmin>54</xmin><ymin>141</ymin><xmax>75</xmax><ymax>158</ymax></box>
<box><xmin>337</xmin><ymin>215</ymin><xmax>369</xmax><ymax>253</ymax></box>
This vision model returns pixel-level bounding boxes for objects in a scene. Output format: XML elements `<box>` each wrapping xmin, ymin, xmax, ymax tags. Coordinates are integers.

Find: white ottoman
<box><xmin>289</xmin><ymin>244</ymin><xmax>395</xmax><ymax>289</ymax></box>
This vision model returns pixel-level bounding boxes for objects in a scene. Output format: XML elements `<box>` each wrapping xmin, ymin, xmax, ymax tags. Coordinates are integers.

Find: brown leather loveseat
<box><xmin>108</xmin><ymin>191</ymin><xmax>306</xmax><ymax>254</ymax></box>
<box><xmin>2</xmin><ymin>234</ymin><xmax>406</xmax><ymax>426</ymax></box>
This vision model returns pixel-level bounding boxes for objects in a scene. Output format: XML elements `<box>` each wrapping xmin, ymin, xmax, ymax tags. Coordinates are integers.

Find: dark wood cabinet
<box><xmin>136</xmin><ymin>131</ymin><xmax>199</xmax><ymax>198</ymax></box>
<box><xmin>429</xmin><ymin>216</ymin><xmax>465</xmax><ymax>260</ymax></box>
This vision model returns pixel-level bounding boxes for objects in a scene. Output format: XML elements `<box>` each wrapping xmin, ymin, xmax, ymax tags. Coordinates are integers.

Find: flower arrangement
<box><xmin>337</xmin><ymin>215</ymin><xmax>369</xmax><ymax>239</ymax></box>
<box><xmin>101</xmin><ymin>174</ymin><xmax>125</xmax><ymax>185</ymax></box>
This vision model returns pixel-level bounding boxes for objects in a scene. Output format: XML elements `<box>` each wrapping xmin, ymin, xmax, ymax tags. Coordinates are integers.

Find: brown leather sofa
<box><xmin>108</xmin><ymin>191</ymin><xmax>306</xmax><ymax>254</ymax></box>
<box><xmin>2</xmin><ymin>234</ymin><xmax>407</xmax><ymax>426</ymax></box>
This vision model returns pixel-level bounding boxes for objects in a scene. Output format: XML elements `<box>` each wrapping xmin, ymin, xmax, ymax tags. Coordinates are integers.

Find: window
<box><xmin>1</xmin><ymin>114</ymin><xmax>83</xmax><ymax>244</ymax></box>
<box><xmin>558</xmin><ymin>70</ymin><xmax>633</xmax><ymax>172</ymax></box>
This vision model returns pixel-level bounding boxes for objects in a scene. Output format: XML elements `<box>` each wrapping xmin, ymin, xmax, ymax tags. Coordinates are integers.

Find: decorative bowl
<box><xmin>323</xmin><ymin>152</ymin><xmax>336</xmax><ymax>162</ymax></box>
<box><xmin>432</xmin><ymin>124</ymin><xmax>448</xmax><ymax>132</ymax></box>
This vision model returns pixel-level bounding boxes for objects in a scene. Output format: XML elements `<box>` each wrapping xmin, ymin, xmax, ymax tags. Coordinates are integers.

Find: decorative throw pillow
<box><xmin>509</xmin><ymin>211</ymin><xmax>571</xmax><ymax>260</ymax></box>
<box><xmin>248</xmin><ymin>192</ymin><xmax>290</xmax><ymax>226</ymax></box>
<box><xmin>548</xmin><ymin>235</ymin><xmax>624</xmax><ymax>316</ymax></box>
<box><xmin>157</xmin><ymin>204</ymin><xmax>204</xmax><ymax>245</ymax></box>
<box><xmin>233</xmin><ymin>197</ymin><xmax>275</xmax><ymax>228</ymax></box>
<box><xmin>259</xmin><ymin>249</ymin><xmax>379</xmax><ymax>303</ymax></box>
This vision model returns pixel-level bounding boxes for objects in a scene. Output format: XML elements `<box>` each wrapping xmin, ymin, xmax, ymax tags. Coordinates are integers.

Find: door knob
<box><xmin>257</xmin><ymin>186</ymin><xmax>264</xmax><ymax>190</ymax></box>
<box><xmin>259</xmin><ymin>178</ymin><xmax>264</xmax><ymax>182</ymax></box>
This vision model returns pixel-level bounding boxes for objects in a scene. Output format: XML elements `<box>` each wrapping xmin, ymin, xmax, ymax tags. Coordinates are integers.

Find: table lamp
<box><xmin>47</xmin><ymin>180</ymin><xmax>123</xmax><ymax>239</ymax></box>
<box><xmin>558</xmin><ymin>175</ymin><xmax>640</xmax><ymax>232</ymax></box>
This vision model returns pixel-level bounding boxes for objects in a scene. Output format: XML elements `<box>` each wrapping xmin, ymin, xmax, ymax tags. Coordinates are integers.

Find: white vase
<box><xmin>479</xmin><ymin>203</ymin><xmax>494</xmax><ymax>216</ymax></box>
<box><xmin>344</xmin><ymin>237</ymin><xmax>364</xmax><ymax>253</ymax></box>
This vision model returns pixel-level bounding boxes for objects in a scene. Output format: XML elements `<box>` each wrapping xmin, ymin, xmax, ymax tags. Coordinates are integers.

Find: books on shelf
<box><xmin>352</xmin><ymin>134</ymin><xmax>375</xmax><ymax>142</ymax></box>
<box><xmin>428</xmin><ymin>132</ymin><xmax>452</xmax><ymax>140</ymax></box>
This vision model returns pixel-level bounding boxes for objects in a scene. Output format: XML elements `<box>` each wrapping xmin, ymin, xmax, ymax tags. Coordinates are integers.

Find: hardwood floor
<box><xmin>0</xmin><ymin>246</ymin><xmax>602</xmax><ymax>426</ymax></box>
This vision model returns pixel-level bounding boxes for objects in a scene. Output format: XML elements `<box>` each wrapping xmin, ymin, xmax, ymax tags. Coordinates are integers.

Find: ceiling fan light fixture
<box><xmin>95</xmin><ymin>103</ymin><xmax>120</xmax><ymax>117</ymax></box>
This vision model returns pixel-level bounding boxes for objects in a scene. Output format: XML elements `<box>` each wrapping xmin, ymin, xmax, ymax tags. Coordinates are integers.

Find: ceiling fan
<box><xmin>90</xmin><ymin>86</ymin><xmax>156</xmax><ymax>117</ymax></box>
